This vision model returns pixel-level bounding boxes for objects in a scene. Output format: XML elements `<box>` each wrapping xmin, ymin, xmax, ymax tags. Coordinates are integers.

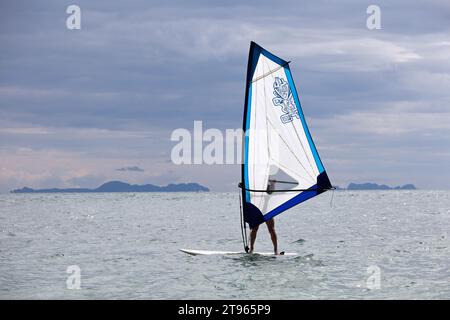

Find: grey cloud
<box><xmin>1</xmin><ymin>0</ymin><xmax>450</xmax><ymax>191</ymax></box>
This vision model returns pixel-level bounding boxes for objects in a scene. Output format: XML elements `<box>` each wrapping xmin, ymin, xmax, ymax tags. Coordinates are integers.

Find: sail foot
<box><xmin>243</xmin><ymin>202</ymin><xmax>265</xmax><ymax>229</ymax></box>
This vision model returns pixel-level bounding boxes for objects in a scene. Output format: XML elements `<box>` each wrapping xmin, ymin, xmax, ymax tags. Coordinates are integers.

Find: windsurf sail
<box><xmin>239</xmin><ymin>41</ymin><xmax>332</xmax><ymax>230</ymax></box>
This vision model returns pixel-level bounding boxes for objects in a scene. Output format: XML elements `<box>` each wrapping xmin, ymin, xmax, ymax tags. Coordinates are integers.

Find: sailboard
<box><xmin>179</xmin><ymin>249</ymin><xmax>298</xmax><ymax>256</ymax></box>
<box><xmin>180</xmin><ymin>42</ymin><xmax>333</xmax><ymax>256</ymax></box>
<box><xmin>239</xmin><ymin>41</ymin><xmax>333</xmax><ymax>233</ymax></box>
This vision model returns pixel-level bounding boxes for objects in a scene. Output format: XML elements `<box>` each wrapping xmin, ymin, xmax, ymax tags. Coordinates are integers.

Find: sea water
<box><xmin>0</xmin><ymin>191</ymin><xmax>449</xmax><ymax>299</ymax></box>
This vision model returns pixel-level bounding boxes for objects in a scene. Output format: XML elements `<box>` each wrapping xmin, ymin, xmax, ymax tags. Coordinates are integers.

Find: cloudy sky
<box><xmin>1</xmin><ymin>0</ymin><xmax>449</xmax><ymax>192</ymax></box>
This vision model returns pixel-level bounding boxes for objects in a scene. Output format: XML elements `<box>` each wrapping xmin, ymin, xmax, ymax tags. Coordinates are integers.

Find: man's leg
<box><xmin>249</xmin><ymin>225</ymin><xmax>259</xmax><ymax>253</ymax></box>
<box><xmin>266</xmin><ymin>219</ymin><xmax>278</xmax><ymax>255</ymax></box>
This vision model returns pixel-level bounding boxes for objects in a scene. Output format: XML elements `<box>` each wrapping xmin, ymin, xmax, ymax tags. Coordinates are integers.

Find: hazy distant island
<box><xmin>345</xmin><ymin>183</ymin><xmax>416</xmax><ymax>190</ymax></box>
<box><xmin>11</xmin><ymin>181</ymin><xmax>209</xmax><ymax>193</ymax></box>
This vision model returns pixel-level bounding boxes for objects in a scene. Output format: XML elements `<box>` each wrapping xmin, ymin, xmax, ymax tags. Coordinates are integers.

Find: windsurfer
<box><xmin>249</xmin><ymin>218</ymin><xmax>279</xmax><ymax>255</ymax></box>
<box><xmin>248</xmin><ymin>180</ymin><xmax>280</xmax><ymax>255</ymax></box>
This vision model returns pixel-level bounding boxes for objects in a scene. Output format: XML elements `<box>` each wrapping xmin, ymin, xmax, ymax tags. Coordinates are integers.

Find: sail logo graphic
<box><xmin>272</xmin><ymin>77</ymin><xmax>299</xmax><ymax>124</ymax></box>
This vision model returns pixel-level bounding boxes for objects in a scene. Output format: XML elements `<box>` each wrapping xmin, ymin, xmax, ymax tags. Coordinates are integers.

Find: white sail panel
<box><xmin>241</xmin><ymin>42</ymin><xmax>331</xmax><ymax>228</ymax></box>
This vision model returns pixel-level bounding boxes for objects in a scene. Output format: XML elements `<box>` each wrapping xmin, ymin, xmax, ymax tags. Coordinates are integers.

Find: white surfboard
<box><xmin>179</xmin><ymin>249</ymin><xmax>298</xmax><ymax>256</ymax></box>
